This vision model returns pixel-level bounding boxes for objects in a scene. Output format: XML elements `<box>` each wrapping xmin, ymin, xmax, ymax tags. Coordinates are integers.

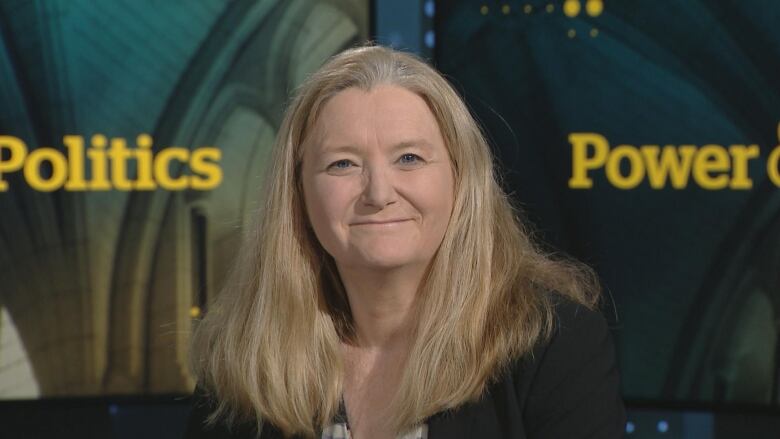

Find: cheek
<box><xmin>303</xmin><ymin>176</ymin><xmax>354</xmax><ymax>241</ymax></box>
<box><xmin>415</xmin><ymin>169</ymin><xmax>455</xmax><ymax>222</ymax></box>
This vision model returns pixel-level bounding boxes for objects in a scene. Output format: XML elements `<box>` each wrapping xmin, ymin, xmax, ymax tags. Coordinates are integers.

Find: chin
<box><xmin>353</xmin><ymin>252</ymin><xmax>422</xmax><ymax>270</ymax></box>
<box><xmin>359</xmin><ymin>258</ymin><xmax>413</xmax><ymax>270</ymax></box>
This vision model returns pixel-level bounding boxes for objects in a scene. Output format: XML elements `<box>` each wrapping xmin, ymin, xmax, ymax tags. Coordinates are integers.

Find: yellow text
<box><xmin>0</xmin><ymin>134</ymin><xmax>222</xmax><ymax>192</ymax></box>
<box><xmin>568</xmin><ymin>132</ymin><xmax>760</xmax><ymax>190</ymax></box>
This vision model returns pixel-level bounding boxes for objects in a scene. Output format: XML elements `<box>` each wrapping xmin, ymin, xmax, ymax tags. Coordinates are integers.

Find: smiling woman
<box><xmin>302</xmin><ymin>85</ymin><xmax>455</xmax><ymax>274</ymax></box>
<box><xmin>185</xmin><ymin>45</ymin><xmax>625</xmax><ymax>439</ymax></box>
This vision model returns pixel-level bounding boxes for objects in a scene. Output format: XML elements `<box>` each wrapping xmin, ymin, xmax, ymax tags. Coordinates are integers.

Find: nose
<box><xmin>359</xmin><ymin>164</ymin><xmax>396</xmax><ymax>209</ymax></box>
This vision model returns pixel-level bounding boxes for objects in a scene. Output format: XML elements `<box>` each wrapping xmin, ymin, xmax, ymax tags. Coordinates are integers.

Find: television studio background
<box><xmin>0</xmin><ymin>0</ymin><xmax>779</xmax><ymax>437</ymax></box>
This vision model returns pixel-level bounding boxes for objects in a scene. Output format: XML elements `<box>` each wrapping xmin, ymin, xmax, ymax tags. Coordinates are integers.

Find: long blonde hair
<box><xmin>190</xmin><ymin>45</ymin><xmax>600</xmax><ymax>437</ymax></box>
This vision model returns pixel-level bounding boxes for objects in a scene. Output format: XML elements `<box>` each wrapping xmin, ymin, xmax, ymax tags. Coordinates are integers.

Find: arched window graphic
<box><xmin>0</xmin><ymin>0</ymin><xmax>368</xmax><ymax>397</ymax></box>
<box><xmin>0</xmin><ymin>307</ymin><xmax>40</xmax><ymax>398</ymax></box>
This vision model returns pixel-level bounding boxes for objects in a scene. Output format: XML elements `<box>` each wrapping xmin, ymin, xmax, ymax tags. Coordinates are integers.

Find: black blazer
<box><xmin>184</xmin><ymin>300</ymin><xmax>626</xmax><ymax>438</ymax></box>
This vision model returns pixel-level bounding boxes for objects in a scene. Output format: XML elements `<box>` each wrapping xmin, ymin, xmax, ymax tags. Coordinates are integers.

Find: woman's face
<box><xmin>301</xmin><ymin>85</ymin><xmax>455</xmax><ymax>272</ymax></box>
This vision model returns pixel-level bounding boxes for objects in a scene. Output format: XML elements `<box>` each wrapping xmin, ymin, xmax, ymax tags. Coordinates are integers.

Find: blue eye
<box><xmin>399</xmin><ymin>153</ymin><xmax>422</xmax><ymax>165</ymax></box>
<box><xmin>330</xmin><ymin>159</ymin><xmax>353</xmax><ymax>170</ymax></box>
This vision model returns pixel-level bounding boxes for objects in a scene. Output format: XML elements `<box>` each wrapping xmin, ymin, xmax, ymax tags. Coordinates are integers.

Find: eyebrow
<box><xmin>319</xmin><ymin>139</ymin><xmax>434</xmax><ymax>154</ymax></box>
<box><xmin>319</xmin><ymin>144</ymin><xmax>361</xmax><ymax>154</ymax></box>
<box><xmin>391</xmin><ymin>139</ymin><xmax>434</xmax><ymax>153</ymax></box>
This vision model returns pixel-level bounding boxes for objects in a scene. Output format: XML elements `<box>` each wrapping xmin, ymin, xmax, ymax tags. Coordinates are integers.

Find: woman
<box><xmin>185</xmin><ymin>45</ymin><xmax>625</xmax><ymax>439</ymax></box>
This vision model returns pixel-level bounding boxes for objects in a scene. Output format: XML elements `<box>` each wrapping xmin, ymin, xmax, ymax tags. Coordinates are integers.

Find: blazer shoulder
<box><xmin>512</xmin><ymin>297</ymin><xmax>626</xmax><ymax>439</ymax></box>
<box><xmin>183</xmin><ymin>387</ymin><xmax>264</xmax><ymax>439</ymax></box>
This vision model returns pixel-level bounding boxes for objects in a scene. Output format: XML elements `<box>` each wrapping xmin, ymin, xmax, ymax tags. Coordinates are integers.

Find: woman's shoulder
<box><xmin>183</xmin><ymin>387</ymin><xmax>269</xmax><ymax>439</ymax></box>
<box><xmin>509</xmin><ymin>296</ymin><xmax>626</xmax><ymax>438</ymax></box>
<box><xmin>510</xmin><ymin>296</ymin><xmax>616</xmax><ymax>392</ymax></box>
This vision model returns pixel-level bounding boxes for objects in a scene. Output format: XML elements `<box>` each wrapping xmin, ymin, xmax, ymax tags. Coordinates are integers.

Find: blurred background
<box><xmin>0</xmin><ymin>0</ymin><xmax>778</xmax><ymax>437</ymax></box>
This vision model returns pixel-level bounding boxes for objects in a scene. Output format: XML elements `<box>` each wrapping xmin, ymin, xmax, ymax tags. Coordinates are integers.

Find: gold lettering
<box><xmin>693</xmin><ymin>145</ymin><xmax>730</xmax><ymax>189</ymax></box>
<box><xmin>154</xmin><ymin>147</ymin><xmax>190</xmax><ymax>190</ymax></box>
<box><xmin>134</xmin><ymin>134</ymin><xmax>156</xmax><ymax>190</ymax></box>
<box><xmin>728</xmin><ymin>145</ymin><xmax>759</xmax><ymax>189</ymax></box>
<box><xmin>641</xmin><ymin>145</ymin><xmax>696</xmax><ymax>189</ymax></box>
<box><xmin>63</xmin><ymin>135</ymin><xmax>87</xmax><ymax>190</ymax></box>
<box><xmin>768</xmin><ymin>146</ymin><xmax>780</xmax><ymax>186</ymax></box>
<box><xmin>190</xmin><ymin>147</ymin><xmax>223</xmax><ymax>190</ymax></box>
<box><xmin>605</xmin><ymin>145</ymin><xmax>644</xmax><ymax>189</ymax></box>
<box><xmin>568</xmin><ymin>132</ymin><xmax>609</xmax><ymax>189</ymax></box>
<box><xmin>108</xmin><ymin>137</ymin><xmax>133</xmax><ymax>190</ymax></box>
<box><xmin>0</xmin><ymin>136</ymin><xmax>27</xmax><ymax>191</ymax></box>
<box><xmin>88</xmin><ymin>134</ymin><xmax>111</xmax><ymax>190</ymax></box>
<box><xmin>24</xmin><ymin>147</ymin><xmax>67</xmax><ymax>191</ymax></box>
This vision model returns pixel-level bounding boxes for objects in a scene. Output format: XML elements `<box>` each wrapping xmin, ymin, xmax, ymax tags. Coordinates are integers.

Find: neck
<box><xmin>336</xmin><ymin>263</ymin><xmax>427</xmax><ymax>350</ymax></box>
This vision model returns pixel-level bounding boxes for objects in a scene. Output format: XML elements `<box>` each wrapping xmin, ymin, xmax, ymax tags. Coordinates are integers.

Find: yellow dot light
<box><xmin>567</xmin><ymin>29</ymin><xmax>576</xmax><ymax>38</ymax></box>
<box><xmin>546</xmin><ymin>4</ymin><xmax>555</xmax><ymax>13</ymax></box>
<box><xmin>190</xmin><ymin>306</ymin><xmax>201</xmax><ymax>318</ymax></box>
<box><xmin>590</xmin><ymin>28</ymin><xmax>599</xmax><ymax>37</ymax></box>
<box><xmin>502</xmin><ymin>4</ymin><xmax>511</xmax><ymax>14</ymax></box>
<box><xmin>564</xmin><ymin>0</ymin><xmax>581</xmax><ymax>17</ymax></box>
<box><xmin>586</xmin><ymin>0</ymin><xmax>604</xmax><ymax>16</ymax></box>
<box><xmin>481</xmin><ymin>5</ymin><xmax>489</xmax><ymax>15</ymax></box>
<box><xmin>523</xmin><ymin>4</ymin><xmax>533</xmax><ymax>14</ymax></box>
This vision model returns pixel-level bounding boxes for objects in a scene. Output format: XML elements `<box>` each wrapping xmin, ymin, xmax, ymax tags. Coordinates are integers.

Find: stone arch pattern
<box><xmin>0</xmin><ymin>0</ymin><xmax>367</xmax><ymax>397</ymax></box>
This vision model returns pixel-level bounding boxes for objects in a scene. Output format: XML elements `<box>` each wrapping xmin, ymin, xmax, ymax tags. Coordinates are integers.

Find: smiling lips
<box><xmin>351</xmin><ymin>218</ymin><xmax>413</xmax><ymax>226</ymax></box>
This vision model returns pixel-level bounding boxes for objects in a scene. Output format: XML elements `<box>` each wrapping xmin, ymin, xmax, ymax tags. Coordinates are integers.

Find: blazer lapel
<box><xmin>427</xmin><ymin>382</ymin><xmax>526</xmax><ymax>439</ymax></box>
<box><xmin>427</xmin><ymin>409</ymin><xmax>472</xmax><ymax>439</ymax></box>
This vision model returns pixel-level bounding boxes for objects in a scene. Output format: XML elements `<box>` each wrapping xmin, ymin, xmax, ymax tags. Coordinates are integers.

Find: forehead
<box><xmin>307</xmin><ymin>85</ymin><xmax>445</xmax><ymax>153</ymax></box>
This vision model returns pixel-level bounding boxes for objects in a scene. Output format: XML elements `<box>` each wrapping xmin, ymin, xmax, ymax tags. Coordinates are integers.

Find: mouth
<box><xmin>351</xmin><ymin>218</ymin><xmax>413</xmax><ymax>226</ymax></box>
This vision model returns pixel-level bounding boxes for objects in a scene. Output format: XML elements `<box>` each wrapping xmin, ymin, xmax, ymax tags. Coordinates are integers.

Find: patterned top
<box><xmin>321</xmin><ymin>422</ymin><xmax>428</xmax><ymax>439</ymax></box>
<box><xmin>320</xmin><ymin>400</ymin><xmax>428</xmax><ymax>439</ymax></box>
